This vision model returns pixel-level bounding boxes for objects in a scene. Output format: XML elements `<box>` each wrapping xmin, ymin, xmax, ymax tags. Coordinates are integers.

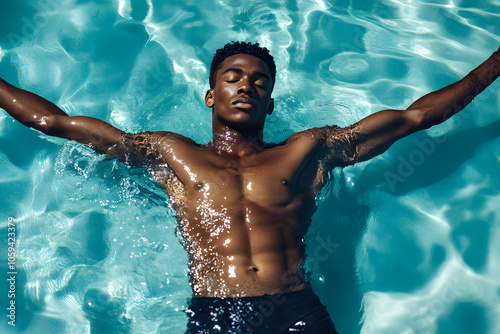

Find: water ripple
<box><xmin>1</xmin><ymin>0</ymin><xmax>499</xmax><ymax>333</ymax></box>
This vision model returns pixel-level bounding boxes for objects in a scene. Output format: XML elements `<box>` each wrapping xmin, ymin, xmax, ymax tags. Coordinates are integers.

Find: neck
<box><xmin>210</xmin><ymin>123</ymin><xmax>265</xmax><ymax>157</ymax></box>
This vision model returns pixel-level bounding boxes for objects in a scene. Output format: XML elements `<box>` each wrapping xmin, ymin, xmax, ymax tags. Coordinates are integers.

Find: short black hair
<box><xmin>209</xmin><ymin>41</ymin><xmax>276</xmax><ymax>90</ymax></box>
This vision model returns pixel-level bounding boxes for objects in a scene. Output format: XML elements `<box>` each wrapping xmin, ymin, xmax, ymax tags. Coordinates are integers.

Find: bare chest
<box><xmin>186</xmin><ymin>158</ymin><xmax>301</xmax><ymax>209</ymax></box>
<box><xmin>155</xmin><ymin>139</ymin><xmax>325</xmax><ymax>214</ymax></box>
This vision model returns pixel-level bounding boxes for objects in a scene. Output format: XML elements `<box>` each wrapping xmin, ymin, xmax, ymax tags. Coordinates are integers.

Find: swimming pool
<box><xmin>1</xmin><ymin>0</ymin><xmax>499</xmax><ymax>333</ymax></box>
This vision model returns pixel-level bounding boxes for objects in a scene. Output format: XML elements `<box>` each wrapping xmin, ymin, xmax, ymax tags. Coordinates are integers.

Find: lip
<box><xmin>232</xmin><ymin>97</ymin><xmax>257</xmax><ymax>109</ymax></box>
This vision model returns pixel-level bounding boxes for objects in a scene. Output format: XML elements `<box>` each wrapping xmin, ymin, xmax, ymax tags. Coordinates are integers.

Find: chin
<box><xmin>221</xmin><ymin>116</ymin><xmax>257</xmax><ymax>127</ymax></box>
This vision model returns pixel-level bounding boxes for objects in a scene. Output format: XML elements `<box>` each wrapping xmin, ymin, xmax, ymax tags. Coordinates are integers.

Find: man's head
<box><xmin>205</xmin><ymin>42</ymin><xmax>276</xmax><ymax>132</ymax></box>
<box><xmin>209</xmin><ymin>41</ymin><xmax>276</xmax><ymax>90</ymax></box>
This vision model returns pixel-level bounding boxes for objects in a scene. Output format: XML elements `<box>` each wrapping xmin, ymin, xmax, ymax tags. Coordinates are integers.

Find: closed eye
<box><xmin>254</xmin><ymin>81</ymin><xmax>269</xmax><ymax>89</ymax></box>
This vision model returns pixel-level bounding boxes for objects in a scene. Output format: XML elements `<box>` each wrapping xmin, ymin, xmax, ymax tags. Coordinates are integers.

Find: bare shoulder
<box><xmin>286</xmin><ymin>124</ymin><xmax>361</xmax><ymax>168</ymax></box>
<box><xmin>120</xmin><ymin>131</ymin><xmax>198</xmax><ymax>166</ymax></box>
<box><xmin>285</xmin><ymin>124</ymin><xmax>357</xmax><ymax>144</ymax></box>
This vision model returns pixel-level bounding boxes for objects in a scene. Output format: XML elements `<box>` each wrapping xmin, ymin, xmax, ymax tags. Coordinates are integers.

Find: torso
<box><xmin>125</xmin><ymin>130</ymin><xmax>332</xmax><ymax>297</ymax></box>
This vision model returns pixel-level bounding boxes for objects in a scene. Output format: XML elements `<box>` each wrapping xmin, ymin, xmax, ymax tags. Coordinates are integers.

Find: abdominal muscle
<box><xmin>178</xmin><ymin>200</ymin><xmax>309</xmax><ymax>298</ymax></box>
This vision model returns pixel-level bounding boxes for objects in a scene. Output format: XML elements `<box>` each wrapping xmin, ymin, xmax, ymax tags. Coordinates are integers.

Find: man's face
<box><xmin>205</xmin><ymin>54</ymin><xmax>274</xmax><ymax>130</ymax></box>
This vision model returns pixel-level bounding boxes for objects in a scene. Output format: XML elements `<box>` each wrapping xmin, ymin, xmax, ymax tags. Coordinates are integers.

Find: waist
<box><xmin>190</xmin><ymin>265</ymin><xmax>308</xmax><ymax>298</ymax></box>
<box><xmin>190</xmin><ymin>283</ymin><xmax>312</xmax><ymax>302</ymax></box>
<box><xmin>188</xmin><ymin>249</ymin><xmax>306</xmax><ymax>297</ymax></box>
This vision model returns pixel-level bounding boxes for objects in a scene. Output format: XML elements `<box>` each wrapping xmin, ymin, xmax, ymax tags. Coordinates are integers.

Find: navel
<box><xmin>194</xmin><ymin>181</ymin><xmax>204</xmax><ymax>190</ymax></box>
<box><xmin>249</xmin><ymin>266</ymin><xmax>259</xmax><ymax>272</ymax></box>
<box><xmin>280</xmin><ymin>178</ymin><xmax>289</xmax><ymax>186</ymax></box>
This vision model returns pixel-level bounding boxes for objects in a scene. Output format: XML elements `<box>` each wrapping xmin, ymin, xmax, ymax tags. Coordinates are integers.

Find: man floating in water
<box><xmin>1</xmin><ymin>42</ymin><xmax>499</xmax><ymax>333</ymax></box>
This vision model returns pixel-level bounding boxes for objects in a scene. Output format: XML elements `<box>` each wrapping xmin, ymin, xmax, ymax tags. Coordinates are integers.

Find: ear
<box><xmin>267</xmin><ymin>98</ymin><xmax>274</xmax><ymax>115</ymax></box>
<box><xmin>205</xmin><ymin>89</ymin><xmax>214</xmax><ymax>108</ymax></box>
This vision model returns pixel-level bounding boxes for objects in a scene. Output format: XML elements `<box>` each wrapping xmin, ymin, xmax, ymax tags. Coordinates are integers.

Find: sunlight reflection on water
<box><xmin>0</xmin><ymin>0</ymin><xmax>499</xmax><ymax>333</ymax></box>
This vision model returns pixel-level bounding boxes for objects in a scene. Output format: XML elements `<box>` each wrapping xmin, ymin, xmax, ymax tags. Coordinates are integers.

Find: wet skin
<box><xmin>153</xmin><ymin>131</ymin><xmax>323</xmax><ymax>297</ymax></box>
<box><xmin>131</xmin><ymin>54</ymin><xmax>335</xmax><ymax>297</ymax></box>
<box><xmin>2</xmin><ymin>49</ymin><xmax>499</xmax><ymax>298</ymax></box>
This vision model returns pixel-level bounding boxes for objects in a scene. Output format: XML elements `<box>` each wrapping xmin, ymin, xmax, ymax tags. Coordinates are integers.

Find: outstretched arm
<box><xmin>0</xmin><ymin>78</ymin><xmax>123</xmax><ymax>156</ymax></box>
<box><xmin>326</xmin><ymin>48</ymin><xmax>500</xmax><ymax>166</ymax></box>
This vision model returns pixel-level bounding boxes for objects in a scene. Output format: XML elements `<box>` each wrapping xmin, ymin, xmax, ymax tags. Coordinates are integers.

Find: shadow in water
<box><xmin>436</xmin><ymin>302</ymin><xmax>489</xmax><ymax>334</ymax></box>
<box><xmin>359</xmin><ymin>120</ymin><xmax>500</xmax><ymax>195</ymax></box>
<box><xmin>83</xmin><ymin>289</ymin><xmax>131</xmax><ymax>334</ymax></box>
<box><xmin>308</xmin><ymin>172</ymin><xmax>370</xmax><ymax>334</ymax></box>
<box><xmin>307</xmin><ymin>120</ymin><xmax>500</xmax><ymax>333</ymax></box>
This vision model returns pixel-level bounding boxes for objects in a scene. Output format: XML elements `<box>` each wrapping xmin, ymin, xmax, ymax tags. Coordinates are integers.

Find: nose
<box><xmin>237</xmin><ymin>78</ymin><xmax>254</xmax><ymax>95</ymax></box>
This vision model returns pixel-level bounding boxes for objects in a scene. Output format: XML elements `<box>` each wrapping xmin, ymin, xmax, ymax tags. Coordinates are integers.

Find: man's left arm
<box><xmin>341</xmin><ymin>47</ymin><xmax>500</xmax><ymax>164</ymax></box>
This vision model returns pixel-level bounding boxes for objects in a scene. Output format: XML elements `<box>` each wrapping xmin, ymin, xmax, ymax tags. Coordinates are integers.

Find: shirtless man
<box><xmin>1</xmin><ymin>42</ymin><xmax>499</xmax><ymax>333</ymax></box>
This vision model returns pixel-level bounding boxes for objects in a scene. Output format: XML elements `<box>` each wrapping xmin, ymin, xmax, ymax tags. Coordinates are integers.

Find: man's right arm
<box><xmin>0</xmin><ymin>78</ymin><xmax>124</xmax><ymax>157</ymax></box>
<box><xmin>320</xmin><ymin>47</ymin><xmax>500</xmax><ymax>167</ymax></box>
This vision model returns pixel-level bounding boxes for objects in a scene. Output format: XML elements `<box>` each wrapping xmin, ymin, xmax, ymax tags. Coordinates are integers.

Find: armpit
<box><xmin>120</xmin><ymin>131</ymin><xmax>173</xmax><ymax>166</ymax></box>
<box><xmin>151</xmin><ymin>165</ymin><xmax>186</xmax><ymax>211</ymax></box>
<box><xmin>121</xmin><ymin>131</ymin><xmax>187</xmax><ymax>204</ymax></box>
<box><xmin>312</xmin><ymin>124</ymin><xmax>361</xmax><ymax>167</ymax></box>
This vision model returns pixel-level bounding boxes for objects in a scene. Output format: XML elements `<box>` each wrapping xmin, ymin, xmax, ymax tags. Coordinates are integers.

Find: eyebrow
<box><xmin>222</xmin><ymin>68</ymin><xmax>270</xmax><ymax>81</ymax></box>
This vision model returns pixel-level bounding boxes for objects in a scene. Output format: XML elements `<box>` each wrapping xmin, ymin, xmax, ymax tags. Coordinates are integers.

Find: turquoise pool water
<box><xmin>1</xmin><ymin>0</ymin><xmax>500</xmax><ymax>333</ymax></box>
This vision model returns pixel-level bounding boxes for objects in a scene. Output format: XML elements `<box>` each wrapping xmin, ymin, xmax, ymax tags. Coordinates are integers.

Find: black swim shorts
<box><xmin>185</xmin><ymin>287</ymin><xmax>339</xmax><ymax>333</ymax></box>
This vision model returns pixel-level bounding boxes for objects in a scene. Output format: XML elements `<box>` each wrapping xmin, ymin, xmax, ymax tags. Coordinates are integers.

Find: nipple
<box><xmin>194</xmin><ymin>181</ymin><xmax>204</xmax><ymax>190</ymax></box>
